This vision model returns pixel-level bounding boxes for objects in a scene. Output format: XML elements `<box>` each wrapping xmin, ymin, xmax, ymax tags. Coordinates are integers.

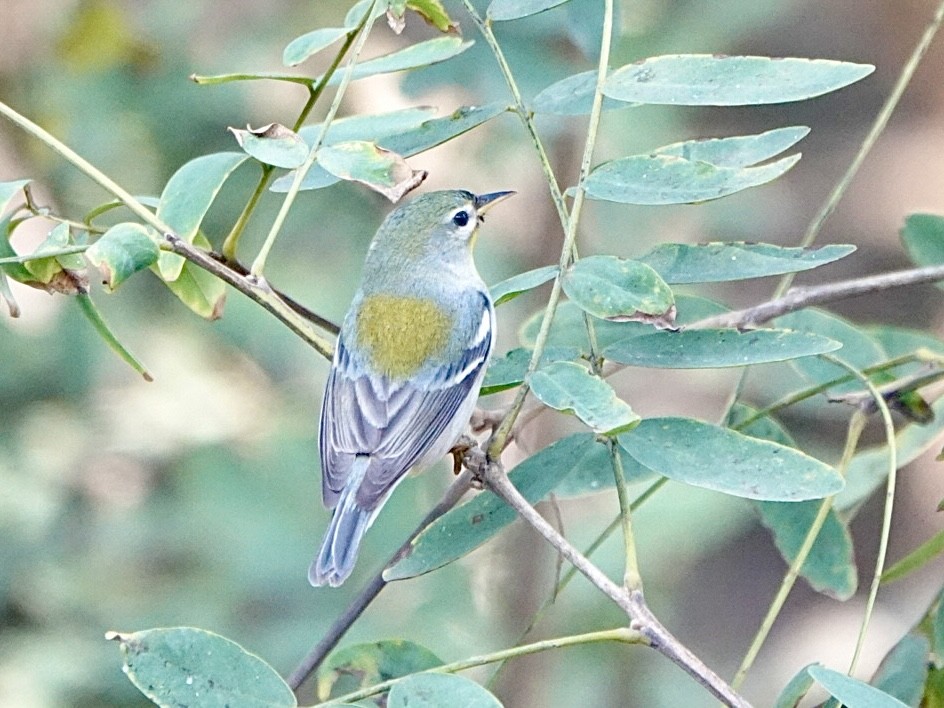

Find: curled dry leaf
<box><xmin>317</xmin><ymin>140</ymin><xmax>428</xmax><ymax>202</ymax></box>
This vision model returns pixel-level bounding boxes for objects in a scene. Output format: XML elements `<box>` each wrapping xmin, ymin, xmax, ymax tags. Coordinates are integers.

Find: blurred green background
<box><xmin>1</xmin><ymin>0</ymin><xmax>943</xmax><ymax>705</ymax></box>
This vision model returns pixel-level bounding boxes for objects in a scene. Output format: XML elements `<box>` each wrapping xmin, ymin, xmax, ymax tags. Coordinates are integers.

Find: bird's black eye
<box><xmin>452</xmin><ymin>210</ymin><xmax>470</xmax><ymax>227</ymax></box>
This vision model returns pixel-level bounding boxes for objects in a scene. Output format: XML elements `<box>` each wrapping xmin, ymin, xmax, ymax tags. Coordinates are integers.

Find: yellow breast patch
<box><xmin>355</xmin><ymin>294</ymin><xmax>450</xmax><ymax>378</ymax></box>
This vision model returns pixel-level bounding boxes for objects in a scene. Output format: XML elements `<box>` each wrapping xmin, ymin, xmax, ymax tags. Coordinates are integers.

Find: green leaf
<box><xmin>481</xmin><ymin>345</ymin><xmax>579</xmax><ymax>396</ymax></box>
<box><xmin>619</xmin><ymin>418</ymin><xmax>843</xmax><ymax>501</ymax></box>
<box><xmin>871</xmin><ymin>633</ymin><xmax>930</xmax><ymax>707</ymax></box>
<box><xmin>637</xmin><ymin>242</ymin><xmax>856</xmax><ymax>284</ymax></box>
<box><xmin>837</xmin><ymin>397</ymin><xmax>944</xmax><ymax>515</ymax></box>
<box><xmin>776</xmin><ymin>309</ymin><xmax>886</xmax><ymax>395</ymax></box>
<box><xmin>23</xmin><ymin>223</ymin><xmax>74</xmax><ymax>284</ymax></box>
<box><xmin>317</xmin><ymin>141</ymin><xmax>425</xmax><ymax>202</ymax></box>
<box><xmin>229</xmin><ymin>123</ymin><xmax>309</xmax><ymax>169</ymax></box>
<box><xmin>490</xmin><ymin>265</ymin><xmax>558</xmax><ymax>306</ymax></box>
<box><xmin>282</xmin><ymin>26</ymin><xmax>349</xmax><ymax>67</ymax></box>
<box><xmin>602</xmin><ymin>55</ymin><xmax>875</xmax><ymax>106</ymax></box>
<box><xmin>730</xmin><ymin>405</ymin><xmax>857</xmax><ymax>599</ymax></box>
<box><xmin>935</xmin><ymin>588</ymin><xmax>944</xmax><ymax>663</ymax></box>
<box><xmin>325</xmin><ymin>37</ymin><xmax>473</xmax><ymax>85</ymax></box>
<box><xmin>273</xmin><ymin>104</ymin><xmax>506</xmax><ymax>193</ymax></box>
<box><xmin>603</xmin><ymin>328</ymin><xmax>842</xmax><ymax>369</ymax></box>
<box><xmin>159</xmin><ymin>233</ymin><xmax>226</xmax><ymax>320</ymax></box>
<box><xmin>529</xmin><ymin>361</ymin><xmax>640</xmax><ymax>435</ymax></box>
<box><xmin>156</xmin><ymin>152</ymin><xmax>249</xmax><ymax>281</ymax></box>
<box><xmin>108</xmin><ymin>627</ymin><xmax>296</xmax><ymax>708</ymax></box>
<box><xmin>407</xmin><ymin>0</ymin><xmax>457</xmax><ymax>32</ymax></box>
<box><xmin>85</xmin><ymin>222</ymin><xmax>159</xmax><ymax>291</ymax></box>
<box><xmin>388</xmin><ymin>674</ymin><xmax>501</xmax><ymax>708</ymax></box>
<box><xmin>901</xmin><ymin>214</ymin><xmax>944</xmax><ymax>288</ymax></box>
<box><xmin>808</xmin><ymin>665</ymin><xmax>910</xmax><ymax>708</ymax></box>
<box><xmin>774</xmin><ymin>663</ymin><xmax>819</xmax><ymax>708</ymax></box>
<box><xmin>316</xmin><ymin>640</ymin><xmax>442</xmax><ymax>703</ymax></box>
<box><xmin>582</xmin><ymin>153</ymin><xmax>800</xmax><ymax>205</ymax></box>
<box><xmin>882</xmin><ymin>527</ymin><xmax>944</xmax><ymax>583</ymax></box>
<box><xmin>488</xmin><ymin>0</ymin><xmax>572</xmax><ymax>21</ymax></box>
<box><xmin>385</xmin><ymin>434</ymin><xmax>596</xmax><ymax>580</ymax></box>
<box><xmin>345</xmin><ymin>0</ymin><xmax>382</xmax><ymax>28</ymax></box>
<box><xmin>76</xmin><ymin>293</ymin><xmax>152</xmax><ymax>381</ymax></box>
<box><xmin>553</xmin><ymin>435</ymin><xmax>656</xmax><ymax>497</ymax></box>
<box><xmin>380</xmin><ymin>103</ymin><xmax>509</xmax><ymax>158</ymax></box>
<box><xmin>301</xmin><ymin>107</ymin><xmax>439</xmax><ymax>146</ymax></box>
<box><xmin>654</xmin><ymin>126</ymin><xmax>810</xmax><ymax>167</ymax></box>
<box><xmin>0</xmin><ymin>179</ymin><xmax>30</xmax><ymax>215</ymax></box>
<box><xmin>562</xmin><ymin>255</ymin><xmax>675</xmax><ymax>321</ymax></box>
<box><xmin>531</xmin><ymin>70</ymin><xmax>625</xmax><ymax>115</ymax></box>
<box><xmin>756</xmin><ymin>500</ymin><xmax>856</xmax><ymax>598</ymax></box>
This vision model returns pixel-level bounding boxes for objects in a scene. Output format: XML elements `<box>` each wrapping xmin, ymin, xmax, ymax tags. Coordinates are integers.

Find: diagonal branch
<box><xmin>689</xmin><ymin>262</ymin><xmax>944</xmax><ymax>330</ymax></box>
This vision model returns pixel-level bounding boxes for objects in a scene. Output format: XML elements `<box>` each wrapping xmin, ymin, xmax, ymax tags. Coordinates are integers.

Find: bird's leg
<box><xmin>450</xmin><ymin>434</ymin><xmax>484</xmax><ymax>488</ymax></box>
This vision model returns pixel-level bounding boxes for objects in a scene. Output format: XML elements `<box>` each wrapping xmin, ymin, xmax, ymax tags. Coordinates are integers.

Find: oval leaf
<box><xmin>871</xmin><ymin>633</ymin><xmax>930</xmax><ymax>707</ymax></box>
<box><xmin>229</xmin><ymin>123</ymin><xmax>309</xmax><ymax>169</ymax></box>
<box><xmin>325</xmin><ymin>37</ymin><xmax>473</xmax><ymax>85</ymax></box>
<box><xmin>654</xmin><ymin>126</ymin><xmax>810</xmax><ymax>167</ymax></box>
<box><xmin>299</xmin><ymin>107</ymin><xmax>438</xmax><ymax>147</ymax></box>
<box><xmin>273</xmin><ymin>104</ymin><xmax>506</xmax><ymax>193</ymax></box>
<box><xmin>619</xmin><ymin>418</ymin><xmax>844</xmax><ymax>501</ymax></box>
<box><xmin>317</xmin><ymin>141</ymin><xmax>426</xmax><ymax>202</ymax></box>
<box><xmin>583</xmin><ymin>153</ymin><xmax>800</xmax><ymax>205</ymax></box>
<box><xmin>774</xmin><ymin>664</ymin><xmax>819</xmax><ymax>708</ymax></box>
<box><xmin>86</xmin><ymin>222</ymin><xmax>159</xmax><ymax>291</ymax></box>
<box><xmin>282</xmin><ymin>26</ymin><xmax>349</xmax><ymax>67</ymax></box>
<box><xmin>481</xmin><ymin>345</ymin><xmax>579</xmax><ymax>396</ymax></box>
<box><xmin>490</xmin><ymin>265</ymin><xmax>558</xmax><ymax>306</ymax></box>
<box><xmin>386</xmin><ymin>434</ymin><xmax>596</xmax><ymax>580</ymax></box>
<box><xmin>901</xmin><ymin>213</ymin><xmax>944</xmax><ymax>290</ymax></box>
<box><xmin>532</xmin><ymin>70</ymin><xmax>626</xmax><ymax>115</ymax></box>
<box><xmin>107</xmin><ymin>627</ymin><xmax>296</xmax><ymax>708</ymax></box>
<box><xmin>603</xmin><ymin>328</ymin><xmax>841</xmax><ymax>369</ymax></box>
<box><xmin>316</xmin><ymin>640</ymin><xmax>442</xmax><ymax>702</ymax></box>
<box><xmin>388</xmin><ymin>673</ymin><xmax>501</xmax><ymax>708</ymax></box>
<box><xmin>602</xmin><ymin>55</ymin><xmax>875</xmax><ymax>106</ymax></box>
<box><xmin>637</xmin><ymin>242</ymin><xmax>856</xmax><ymax>284</ymax></box>
<box><xmin>488</xmin><ymin>0</ymin><xmax>571</xmax><ymax>21</ymax></box>
<box><xmin>156</xmin><ymin>152</ymin><xmax>249</xmax><ymax>280</ymax></box>
<box><xmin>562</xmin><ymin>255</ymin><xmax>674</xmax><ymax>321</ymax></box>
<box><xmin>529</xmin><ymin>361</ymin><xmax>640</xmax><ymax>435</ymax></box>
<box><xmin>158</xmin><ymin>233</ymin><xmax>226</xmax><ymax>320</ymax></box>
<box><xmin>807</xmin><ymin>665</ymin><xmax>910</xmax><ymax>708</ymax></box>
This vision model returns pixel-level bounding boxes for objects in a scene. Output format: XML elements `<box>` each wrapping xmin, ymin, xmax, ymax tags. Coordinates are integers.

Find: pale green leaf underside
<box><xmin>531</xmin><ymin>70</ymin><xmax>626</xmax><ymax>115</ymax></box>
<box><xmin>562</xmin><ymin>255</ymin><xmax>674</xmax><ymax>319</ymax></box>
<box><xmin>488</xmin><ymin>0</ymin><xmax>572</xmax><ymax>21</ymax></box>
<box><xmin>583</xmin><ymin>153</ymin><xmax>800</xmax><ymax>205</ymax></box>
<box><xmin>638</xmin><ymin>242</ymin><xmax>856</xmax><ymax>284</ymax></box>
<box><xmin>619</xmin><ymin>418</ymin><xmax>843</xmax><ymax>501</ymax></box>
<box><xmin>807</xmin><ymin>665</ymin><xmax>910</xmax><ymax>708</ymax></box>
<box><xmin>603</xmin><ymin>55</ymin><xmax>875</xmax><ymax>106</ymax></box>
<box><xmin>324</xmin><ymin>37</ymin><xmax>473</xmax><ymax>86</ymax></box>
<box><xmin>490</xmin><ymin>265</ymin><xmax>558</xmax><ymax>305</ymax></box>
<box><xmin>110</xmin><ymin>626</ymin><xmax>296</xmax><ymax>708</ymax></box>
<box><xmin>654</xmin><ymin>126</ymin><xmax>810</xmax><ymax>167</ymax></box>
<box><xmin>282</xmin><ymin>27</ymin><xmax>349</xmax><ymax>67</ymax></box>
<box><xmin>86</xmin><ymin>223</ymin><xmax>160</xmax><ymax>291</ymax></box>
<box><xmin>529</xmin><ymin>361</ymin><xmax>640</xmax><ymax>435</ymax></box>
<box><xmin>388</xmin><ymin>674</ymin><xmax>501</xmax><ymax>708</ymax></box>
<box><xmin>603</xmin><ymin>328</ymin><xmax>841</xmax><ymax>369</ymax></box>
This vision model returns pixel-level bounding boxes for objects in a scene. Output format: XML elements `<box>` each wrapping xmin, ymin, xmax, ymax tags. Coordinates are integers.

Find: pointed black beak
<box><xmin>474</xmin><ymin>191</ymin><xmax>516</xmax><ymax>213</ymax></box>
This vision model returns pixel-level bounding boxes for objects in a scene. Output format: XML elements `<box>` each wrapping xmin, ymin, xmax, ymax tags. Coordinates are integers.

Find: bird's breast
<box><xmin>354</xmin><ymin>294</ymin><xmax>450</xmax><ymax>379</ymax></box>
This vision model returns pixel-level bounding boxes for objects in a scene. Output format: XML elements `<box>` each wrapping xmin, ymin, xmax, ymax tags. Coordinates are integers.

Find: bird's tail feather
<box><xmin>310</xmin><ymin>456</ymin><xmax>372</xmax><ymax>587</ymax></box>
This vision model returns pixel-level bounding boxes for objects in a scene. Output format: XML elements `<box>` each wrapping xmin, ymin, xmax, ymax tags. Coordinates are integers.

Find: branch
<box><xmin>286</xmin><ymin>470</ymin><xmax>475</xmax><ymax>693</ymax></box>
<box><xmin>463</xmin><ymin>447</ymin><xmax>753</xmax><ymax>708</ymax></box>
<box><xmin>689</xmin><ymin>262</ymin><xmax>944</xmax><ymax>330</ymax></box>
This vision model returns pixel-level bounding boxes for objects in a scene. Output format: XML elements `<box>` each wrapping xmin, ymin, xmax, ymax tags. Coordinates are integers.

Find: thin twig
<box><xmin>776</xmin><ymin>0</ymin><xmax>944</xmax><ymax>296</ymax></box>
<box><xmin>690</xmin><ymin>262</ymin><xmax>944</xmax><ymax>330</ymax></box>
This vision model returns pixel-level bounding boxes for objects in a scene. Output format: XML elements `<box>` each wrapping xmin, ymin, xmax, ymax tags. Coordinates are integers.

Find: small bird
<box><xmin>310</xmin><ymin>189</ymin><xmax>514</xmax><ymax>587</ymax></box>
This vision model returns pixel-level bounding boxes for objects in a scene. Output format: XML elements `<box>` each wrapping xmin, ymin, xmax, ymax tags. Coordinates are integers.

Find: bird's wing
<box><xmin>320</xmin><ymin>292</ymin><xmax>493</xmax><ymax>510</ymax></box>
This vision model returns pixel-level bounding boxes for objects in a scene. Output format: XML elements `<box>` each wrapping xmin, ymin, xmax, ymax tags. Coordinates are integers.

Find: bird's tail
<box><xmin>309</xmin><ymin>457</ymin><xmax>372</xmax><ymax>587</ymax></box>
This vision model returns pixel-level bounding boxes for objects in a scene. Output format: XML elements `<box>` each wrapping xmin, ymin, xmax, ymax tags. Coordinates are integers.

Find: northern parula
<box><xmin>310</xmin><ymin>189</ymin><xmax>514</xmax><ymax>587</ymax></box>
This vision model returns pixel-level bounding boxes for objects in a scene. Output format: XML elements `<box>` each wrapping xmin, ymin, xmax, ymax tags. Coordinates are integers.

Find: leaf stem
<box><xmin>732</xmin><ymin>409</ymin><xmax>866</xmax><ymax>689</ymax></box>
<box><xmin>325</xmin><ymin>627</ymin><xmax>642</xmax><ymax>705</ymax></box>
<box><xmin>776</xmin><ymin>0</ymin><xmax>944</xmax><ymax>296</ymax></box>
<box><xmin>608</xmin><ymin>439</ymin><xmax>642</xmax><ymax>591</ymax></box>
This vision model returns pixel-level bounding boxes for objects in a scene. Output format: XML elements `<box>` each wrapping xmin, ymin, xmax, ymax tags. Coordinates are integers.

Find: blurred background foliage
<box><xmin>0</xmin><ymin>0</ymin><xmax>943</xmax><ymax>706</ymax></box>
